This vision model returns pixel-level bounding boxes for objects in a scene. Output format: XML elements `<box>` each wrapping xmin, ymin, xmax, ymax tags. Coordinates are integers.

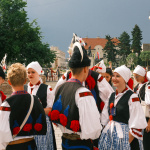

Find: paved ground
<box><xmin>46</xmin><ymin>81</ymin><xmax>62</xmax><ymax>150</ymax></box>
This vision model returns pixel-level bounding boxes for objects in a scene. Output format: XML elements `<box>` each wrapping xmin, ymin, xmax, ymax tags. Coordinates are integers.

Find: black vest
<box><xmin>108</xmin><ymin>90</ymin><xmax>133</xmax><ymax>124</ymax></box>
<box><xmin>24</xmin><ymin>84</ymin><xmax>48</xmax><ymax>108</ymax></box>
<box><xmin>52</xmin><ymin>82</ymin><xmax>82</xmax><ymax>132</ymax></box>
<box><xmin>138</xmin><ymin>83</ymin><xmax>147</xmax><ymax>101</ymax></box>
<box><xmin>67</xmin><ymin>70</ymin><xmax>102</xmax><ymax>113</ymax></box>
<box><xmin>6</xmin><ymin>94</ymin><xmax>47</xmax><ymax>136</ymax></box>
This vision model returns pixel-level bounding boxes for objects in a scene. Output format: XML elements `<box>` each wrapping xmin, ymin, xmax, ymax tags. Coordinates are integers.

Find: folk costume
<box><xmin>140</xmin><ymin>71</ymin><xmax>150</xmax><ymax>150</ymax></box>
<box><xmin>50</xmin><ymin>41</ymin><xmax>102</xmax><ymax>150</ymax></box>
<box><xmin>0</xmin><ymin>91</ymin><xmax>47</xmax><ymax>150</ymax></box>
<box><xmin>133</xmin><ymin>65</ymin><xmax>148</xmax><ymax>95</ymax></box>
<box><xmin>0</xmin><ymin>66</ymin><xmax>6</xmax><ymax>105</ymax></box>
<box><xmin>26</xmin><ymin>61</ymin><xmax>56</xmax><ymax>150</ymax></box>
<box><xmin>98</xmin><ymin>65</ymin><xmax>147</xmax><ymax>150</ymax></box>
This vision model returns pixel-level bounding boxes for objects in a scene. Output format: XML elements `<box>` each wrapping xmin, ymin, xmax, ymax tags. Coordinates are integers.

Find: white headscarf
<box><xmin>133</xmin><ymin>65</ymin><xmax>146</xmax><ymax>77</ymax></box>
<box><xmin>96</xmin><ymin>60</ymin><xmax>106</xmax><ymax>73</ymax></box>
<box><xmin>147</xmin><ymin>71</ymin><xmax>150</xmax><ymax>81</ymax></box>
<box><xmin>27</xmin><ymin>61</ymin><xmax>42</xmax><ymax>75</ymax></box>
<box><xmin>114</xmin><ymin>65</ymin><xmax>131</xmax><ymax>83</ymax></box>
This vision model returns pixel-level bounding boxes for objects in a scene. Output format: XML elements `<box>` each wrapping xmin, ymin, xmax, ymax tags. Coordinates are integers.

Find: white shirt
<box><xmin>27</xmin><ymin>81</ymin><xmax>54</xmax><ymax>108</ymax></box>
<box><xmin>53</xmin><ymin>71</ymin><xmax>114</xmax><ymax>104</ymax></box>
<box><xmin>101</xmin><ymin>89</ymin><xmax>147</xmax><ymax>140</ymax></box>
<box><xmin>57</xmin><ymin>86</ymin><xmax>102</xmax><ymax>140</ymax></box>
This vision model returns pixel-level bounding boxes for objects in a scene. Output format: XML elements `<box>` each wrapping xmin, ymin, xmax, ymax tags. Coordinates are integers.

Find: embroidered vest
<box><xmin>6</xmin><ymin>94</ymin><xmax>47</xmax><ymax>136</ymax></box>
<box><xmin>24</xmin><ymin>84</ymin><xmax>48</xmax><ymax>108</ymax></box>
<box><xmin>67</xmin><ymin>70</ymin><xmax>102</xmax><ymax>113</ymax></box>
<box><xmin>51</xmin><ymin>82</ymin><xmax>82</xmax><ymax>132</ymax></box>
<box><xmin>108</xmin><ymin>90</ymin><xmax>133</xmax><ymax>124</ymax></box>
<box><xmin>134</xmin><ymin>83</ymin><xmax>139</xmax><ymax>93</ymax></box>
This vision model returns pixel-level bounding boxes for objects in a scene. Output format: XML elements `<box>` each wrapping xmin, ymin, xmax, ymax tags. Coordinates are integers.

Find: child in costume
<box><xmin>50</xmin><ymin>41</ymin><xmax>102</xmax><ymax>150</ymax></box>
<box><xmin>26</xmin><ymin>61</ymin><xmax>56</xmax><ymax>150</ymax></box>
<box><xmin>0</xmin><ymin>63</ymin><xmax>47</xmax><ymax>150</ymax></box>
<box><xmin>0</xmin><ymin>66</ymin><xmax>6</xmax><ymax>105</ymax></box>
<box><xmin>98</xmin><ymin>65</ymin><xmax>147</xmax><ymax>150</ymax></box>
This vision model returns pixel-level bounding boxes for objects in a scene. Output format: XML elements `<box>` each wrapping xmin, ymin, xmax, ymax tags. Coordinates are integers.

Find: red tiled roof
<box><xmin>82</xmin><ymin>37</ymin><xmax>120</xmax><ymax>50</ymax></box>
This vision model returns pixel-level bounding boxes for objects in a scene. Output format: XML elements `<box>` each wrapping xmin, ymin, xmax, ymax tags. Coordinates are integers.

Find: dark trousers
<box><xmin>62</xmin><ymin>136</ymin><xmax>93</xmax><ymax>150</ymax></box>
<box><xmin>143</xmin><ymin>130</ymin><xmax>150</xmax><ymax>150</ymax></box>
<box><xmin>130</xmin><ymin>138</ymin><xmax>140</xmax><ymax>150</ymax></box>
<box><xmin>6</xmin><ymin>139</ymin><xmax>37</xmax><ymax>150</ymax></box>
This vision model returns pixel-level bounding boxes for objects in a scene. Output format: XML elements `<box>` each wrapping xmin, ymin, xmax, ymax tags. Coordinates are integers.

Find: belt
<box><xmin>8</xmin><ymin>137</ymin><xmax>34</xmax><ymax>145</ymax></box>
<box><xmin>63</xmin><ymin>133</ymin><xmax>81</xmax><ymax>140</ymax></box>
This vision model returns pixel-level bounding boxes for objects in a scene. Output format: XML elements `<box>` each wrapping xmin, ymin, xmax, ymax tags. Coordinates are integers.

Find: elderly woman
<box><xmin>98</xmin><ymin>65</ymin><xmax>147</xmax><ymax>150</ymax></box>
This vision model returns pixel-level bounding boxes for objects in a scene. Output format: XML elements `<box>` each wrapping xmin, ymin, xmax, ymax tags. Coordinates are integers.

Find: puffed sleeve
<box><xmin>75</xmin><ymin>87</ymin><xmax>102</xmax><ymax>140</ymax></box>
<box><xmin>97</xmin><ymin>74</ymin><xmax>114</xmax><ymax>103</ymax></box>
<box><xmin>53</xmin><ymin>72</ymin><xmax>67</xmax><ymax>94</ymax></box>
<box><xmin>0</xmin><ymin>101</ymin><xmax>13</xmax><ymax>149</ymax></box>
<box><xmin>100</xmin><ymin>97</ymin><xmax>110</xmax><ymax>126</ymax></box>
<box><xmin>128</xmin><ymin>93</ymin><xmax>147</xmax><ymax>140</ymax></box>
<box><xmin>46</xmin><ymin>85</ymin><xmax>55</xmax><ymax>108</ymax></box>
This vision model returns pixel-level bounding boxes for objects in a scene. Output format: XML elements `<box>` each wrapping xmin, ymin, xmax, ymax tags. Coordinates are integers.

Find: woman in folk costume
<box><xmin>0</xmin><ymin>66</ymin><xmax>7</xmax><ymax>105</ymax></box>
<box><xmin>26</xmin><ymin>61</ymin><xmax>56</xmax><ymax>150</ymax></box>
<box><xmin>98</xmin><ymin>65</ymin><xmax>147</xmax><ymax>150</ymax></box>
<box><xmin>133</xmin><ymin>65</ymin><xmax>148</xmax><ymax>95</ymax></box>
<box><xmin>0</xmin><ymin>63</ymin><xmax>47</xmax><ymax>150</ymax></box>
<box><xmin>141</xmin><ymin>71</ymin><xmax>150</xmax><ymax>150</ymax></box>
<box><xmin>50</xmin><ymin>41</ymin><xmax>102</xmax><ymax>150</ymax></box>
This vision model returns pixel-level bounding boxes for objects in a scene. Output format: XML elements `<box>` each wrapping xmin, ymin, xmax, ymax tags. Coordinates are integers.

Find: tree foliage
<box><xmin>0</xmin><ymin>0</ymin><xmax>56</xmax><ymax>67</ymax></box>
<box><xmin>140</xmin><ymin>51</ymin><xmax>150</xmax><ymax>68</ymax></box>
<box><xmin>131</xmin><ymin>24</ymin><xmax>143</xmax><ymax>57</ymax></box>
<box><xmin>103</xmin><ymin>35</ymin><xmax>117</xmax><ymax>63</ymax></box>
<box><xmin>118</xmin><ymin>31</ymin><xmax>131</xmax><ymax>65</ymax></box>
<box><xmin>126</xmin><ymin>53</ymin><xmax>138</xmax><ymax>70</ymax></box>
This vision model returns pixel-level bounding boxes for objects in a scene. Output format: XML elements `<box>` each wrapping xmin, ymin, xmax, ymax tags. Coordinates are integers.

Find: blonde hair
<box><xmin>7</xmin><ymin>63</ymin><xmax>27</xmax><ymax>86</ymax></box>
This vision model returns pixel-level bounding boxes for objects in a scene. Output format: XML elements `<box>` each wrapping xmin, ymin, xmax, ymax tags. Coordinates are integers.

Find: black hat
<box><xmin>69</xmin><ymin>42</ymin><xmax>91</xmax><ymax>68</ymax></box>
<box><xmin>0</xmin><ymin>66</ymin><xmax>5</xmax><ymax>79</ymax></box>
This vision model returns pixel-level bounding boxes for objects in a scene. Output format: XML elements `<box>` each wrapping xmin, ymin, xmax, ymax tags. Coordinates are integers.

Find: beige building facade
<box><xmin>50</xmin><ymin>46</ymin><xmax>66</xmax><ymax>68</ymax></box>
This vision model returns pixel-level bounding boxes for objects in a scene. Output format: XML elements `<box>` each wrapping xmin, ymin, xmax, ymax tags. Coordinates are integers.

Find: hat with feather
<box><xmin>68</xmin><ymin>33</ymin><xmax>91</xmax><ymax>68</ymax></box>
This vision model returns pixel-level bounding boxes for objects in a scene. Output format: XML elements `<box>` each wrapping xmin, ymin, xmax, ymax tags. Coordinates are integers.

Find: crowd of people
<box><xmin>0</xmin><ymin>35</ymin><xmax>150</xmax><ymax>150</ymax></box>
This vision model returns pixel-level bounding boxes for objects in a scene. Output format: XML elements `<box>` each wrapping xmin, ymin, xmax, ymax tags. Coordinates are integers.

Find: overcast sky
<box><xmin>26</xmin><ymin>0</ymin><xmax>150</xmax><ymax>57</ymax></box>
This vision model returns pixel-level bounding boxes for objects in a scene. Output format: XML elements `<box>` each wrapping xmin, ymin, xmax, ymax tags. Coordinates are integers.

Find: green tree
<box><xmin>126</xmin><ymin>53</ymin><xmax>138</xmax><ymax>70</ymax></box>
<box><xmin>131</xmin><ymin>24</ymin><xmax>143</xmax><ymax>63</ymax></box>
<box><xmin>0</xmin><ymin>0</ymin><xmax>56</xmax><ymax>66</ymax></box>
<box><xmin>118</xmin><ymin>31</ymin><xmax>131</xmax><ymax>65</ymax></box>
<box><xmin>103</xmin><ymin>35</ymin><xmax>117</xmax><ymax>63</ymax></box>
<box><xmin>140</xmin><ymin>51</ymin><xmax>150</xmax><ymax>69</ymax></box>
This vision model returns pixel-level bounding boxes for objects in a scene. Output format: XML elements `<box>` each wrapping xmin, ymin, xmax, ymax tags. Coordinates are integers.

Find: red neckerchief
<box><xmin>11</xmin><ymin>90</ymin><xmax>28</xmax><ymax>95</ymax></box>
<box><xmin>116</xmin><ymin>87</ymin><xmax>128</xmax><ymax>95</ymax></box>
<box><xmin>29</xmin><ymin>81</ymin><xmax>41</xmax><ymax>87</ymax></box>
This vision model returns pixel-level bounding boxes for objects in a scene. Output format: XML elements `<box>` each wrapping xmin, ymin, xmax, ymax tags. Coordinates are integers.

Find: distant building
<box><xmin>142</xmin><ymin>44</ymin><xmax>150</xmax><ymax>51</ymax></box>
<box><xmin>50</xmin><ymin>46</ymin><xmax>66</xmax><ymax>68</ymax></box>
<box><xmin>68</xmin><ymin>36</ymin><xmax>120</xmax><ymax>68</ymax></box>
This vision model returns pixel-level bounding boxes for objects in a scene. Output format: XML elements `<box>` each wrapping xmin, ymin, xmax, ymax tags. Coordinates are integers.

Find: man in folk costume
<box><xmin>140</xmin><ymin>71</ymin><xmax>150</xmax><ymax>150</ymax></box>
<box><xmin>50</xmin><ymin>41</ymin><xmax>102</xmax><ymax>150</ymax></box>
<box><xmin>98</xmin><ymin>65</ymin><xmax>147</xmax><ymax>150</ymax></box>
<box><xmin>0</xmin><ymin>63</ymin><xmax>47</xmax><ymax>150</ymax></box>
<box><xmin>0</xmin><ymin>66</ymin><xmax>7</xmax><ymax>105</ymax></box>
<box><xmin>133</xmin><ymin>65</ymin><xmax>148</xmax><ymax>95</ymax></box>
<box><xmin>53</xmin><ymin>34</ymin><xmax>114</xmax><ymax>147</ymax></box>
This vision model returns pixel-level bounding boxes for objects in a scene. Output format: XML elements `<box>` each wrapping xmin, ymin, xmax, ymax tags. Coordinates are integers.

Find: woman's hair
<box><xmin>106</xmin><ymin>67</ymin><xmax>113</xmax><ymax>85</ymax></box>
<box><xmin>7</xmin><ymin>63</ymin><xmax>27</xmax><ymax>86</ymax></box>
